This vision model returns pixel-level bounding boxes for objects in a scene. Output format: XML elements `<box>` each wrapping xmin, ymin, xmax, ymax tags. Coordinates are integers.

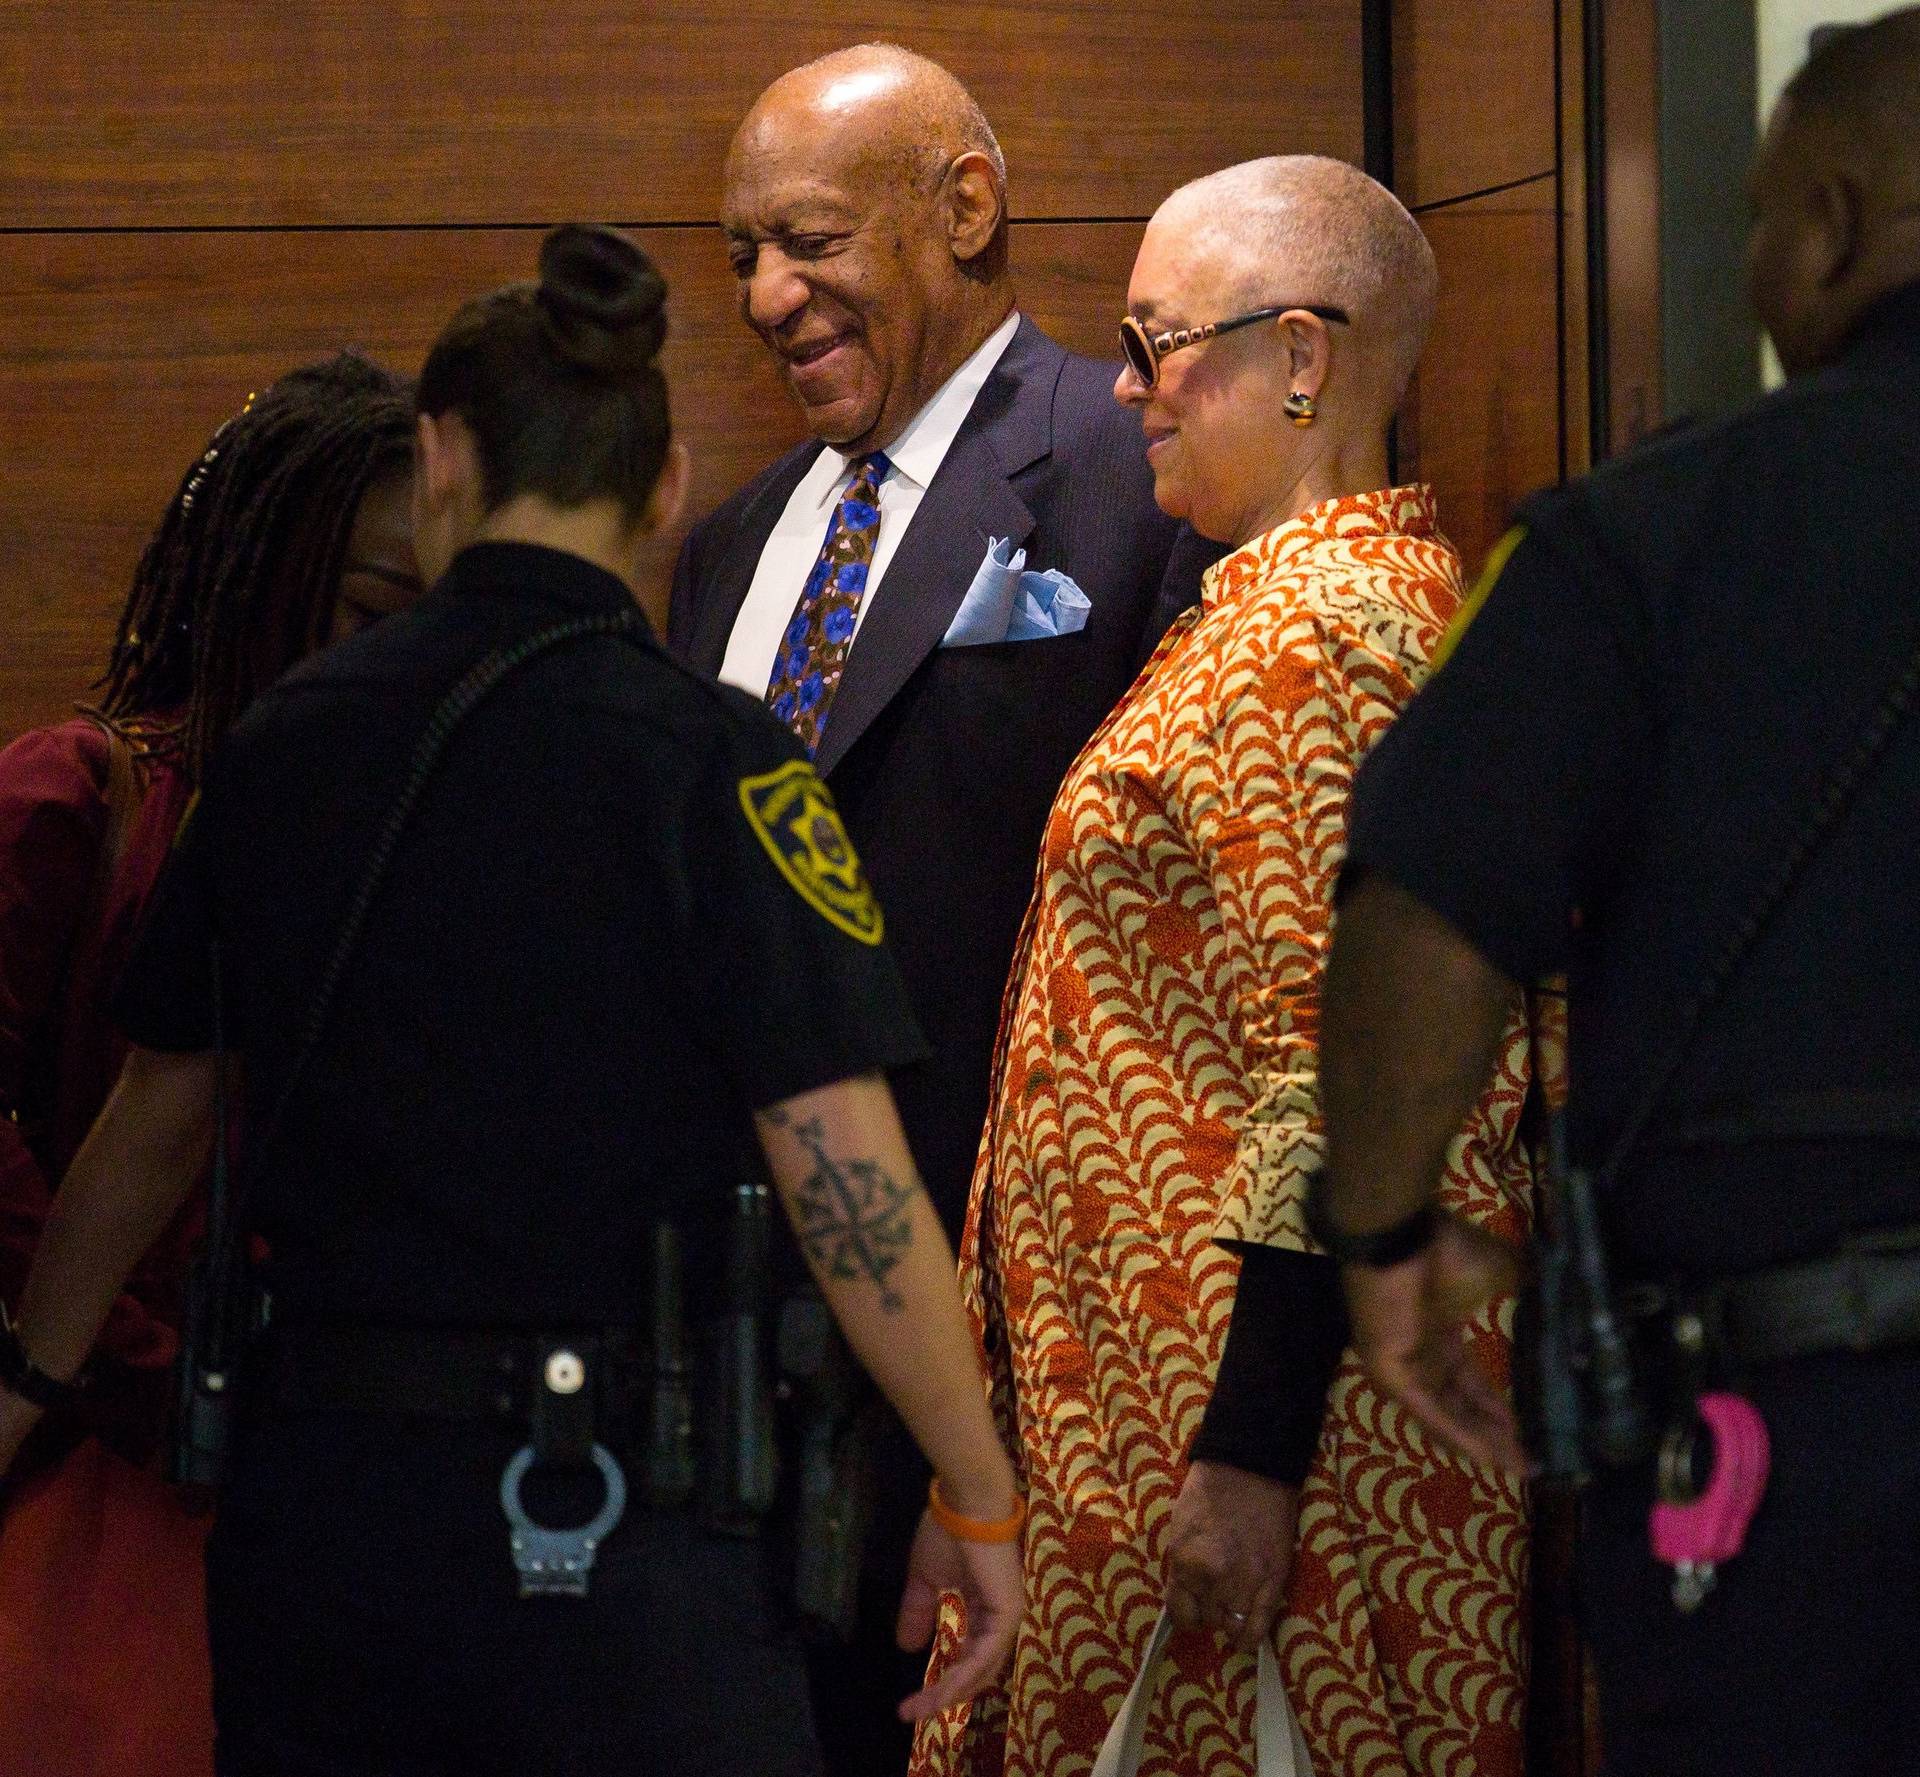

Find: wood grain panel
<box><xmin>1399</xmin><ymin>176</ymin><xmax>1560</xmax><ymax>579</ymax></box>
<box><xmin>0</xmin><ymin>221</ymin><xmax>1145</xmax><ymax>745</ymax></box>
<box><xmin>1394</xmin><ymin>0</ymin><xmax>1556</xmax><ymax>207</ymax></box>
<box><xmin>0</xmin><ymin>2</ymin><xmax>1360</xmax><ymax>229</ymax></box>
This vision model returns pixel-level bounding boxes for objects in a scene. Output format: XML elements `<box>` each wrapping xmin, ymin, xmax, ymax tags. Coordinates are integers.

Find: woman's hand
<box><xmin>1165</xmin><ymin>1460</ymin><xmax>1298</xmax><ymax>1654</ymax></box>
<box><xmin>893</xmin><ymin>1508</ymin><xmax>1026</xmax><ymax>1723</ymax></box>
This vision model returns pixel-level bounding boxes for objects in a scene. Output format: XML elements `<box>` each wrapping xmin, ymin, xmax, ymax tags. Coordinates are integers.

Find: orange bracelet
<box><xmin>927</xmin><ymin>1476</ymin><xmax>1026</xmax><ymax>1544</ymax></box>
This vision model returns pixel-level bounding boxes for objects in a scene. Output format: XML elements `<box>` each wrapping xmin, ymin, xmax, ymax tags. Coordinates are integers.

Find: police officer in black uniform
<box><xmin>1290</xmin><ymin>14</ymin><xmax>1920</xmax><ymax>1775</ymax></box>
<box><xmin>0</xmin><ymin>226</ymin><xmax>1024</xmax><ymax>1776</ymax></box>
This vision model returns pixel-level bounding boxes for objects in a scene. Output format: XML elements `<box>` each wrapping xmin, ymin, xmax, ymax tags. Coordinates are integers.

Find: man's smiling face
<box><xmin>723</xmin><ymin>86</ymin><xmax>957</xmax><ymax>457</ymax></box>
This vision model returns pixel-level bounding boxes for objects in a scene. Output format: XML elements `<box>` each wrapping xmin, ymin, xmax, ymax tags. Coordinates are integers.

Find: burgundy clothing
<box><xmin>0</xmin><ymin>715</ymin><xmax>200</xmax><ymax>1457</ymax></box>
<box><xmin>0</xmin><ymin>712</ymin><xmax>216</xmax><ymax>1777</ymax></box>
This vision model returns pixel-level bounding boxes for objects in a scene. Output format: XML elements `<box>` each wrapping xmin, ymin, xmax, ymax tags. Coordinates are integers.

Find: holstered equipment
<box><xmin>776</xmin><ymin>1289</ymin><xmax>876</xmax><ymax>1642</ymax></box>
<box><xmin>700</xmin><ymin>1181</ymin><xmax>779</xmax><ymax>1536</ymax></box>
<box><xmin>1608</xmin><ymin>1219</ymin><xmax>1920</xmax><ymax>1611</ymax></box>
<box><xmin>639</xmin><ymin>1221</ymin><xmax>697</xmax><ymax>1508</ymax></box>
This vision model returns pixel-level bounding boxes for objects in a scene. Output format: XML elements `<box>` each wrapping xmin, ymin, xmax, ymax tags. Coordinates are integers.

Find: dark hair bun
<box><xmin>535</xmin><ymin>224</ymin><xmax>667</xmax><ymax>378</ymax></box>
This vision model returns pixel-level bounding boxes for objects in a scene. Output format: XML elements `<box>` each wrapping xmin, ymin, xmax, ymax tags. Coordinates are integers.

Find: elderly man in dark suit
<box><xmin>670</xmin><ymin>41</ymin><xmax>1211</xmax><ymax>1777</ymax></box>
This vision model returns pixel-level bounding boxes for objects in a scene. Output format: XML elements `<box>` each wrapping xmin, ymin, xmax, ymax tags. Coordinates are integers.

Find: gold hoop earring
<box><xmin>1283</xmin><ymin>390</ymin><xmax>1317</xmax><ymax>427</ymax></box>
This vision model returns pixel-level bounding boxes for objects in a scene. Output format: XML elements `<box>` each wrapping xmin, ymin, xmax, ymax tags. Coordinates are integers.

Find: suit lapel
<box><xmin>684</xmin><ymin>444</ymin><xmax>822</xmax><ymax>676</ymax></box>
<box><xmin>814</xmin><ymin>320</ymin><xmax>1063</xmax><ymax>778</ymax></box>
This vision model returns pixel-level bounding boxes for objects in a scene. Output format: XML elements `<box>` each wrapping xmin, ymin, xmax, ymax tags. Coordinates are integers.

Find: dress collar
<box><xmin>1199</xmin><ymin>485</ymin><xmax>1441</xmax><ymax>611</ymax></box>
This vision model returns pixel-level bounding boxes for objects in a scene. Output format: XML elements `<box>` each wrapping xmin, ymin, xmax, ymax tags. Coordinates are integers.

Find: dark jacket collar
<box><xmin>437</xmin><ymin>540</ymin><xmax>647</xmax><ymax>625</ymax></box>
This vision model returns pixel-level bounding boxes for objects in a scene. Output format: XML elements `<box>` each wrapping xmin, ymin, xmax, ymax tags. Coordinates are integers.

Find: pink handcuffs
<box><xmin>1650</xmin><ymin>1379</ymin><xmax>1772</xmax><ymax>1611</ymax></box>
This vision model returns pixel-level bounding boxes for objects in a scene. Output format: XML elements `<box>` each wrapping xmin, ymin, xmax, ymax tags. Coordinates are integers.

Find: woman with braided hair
<box><xmin>0</xmin><ymin>351</ymin><xmax>419</xmax><ymax>1777</ymax></box>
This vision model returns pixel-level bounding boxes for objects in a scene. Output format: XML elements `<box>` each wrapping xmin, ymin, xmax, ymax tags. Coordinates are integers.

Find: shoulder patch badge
<box><xmin>737</xmin><ymin>760</ymin><xmax>884</xmax><ymax>946</ymax></box>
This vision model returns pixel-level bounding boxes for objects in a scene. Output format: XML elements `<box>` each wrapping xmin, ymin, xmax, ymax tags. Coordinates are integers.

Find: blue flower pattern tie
<box><xmin>765</xmin><ymin>452</ymin><xmax>891</xmax><ymax>755</ymax></box>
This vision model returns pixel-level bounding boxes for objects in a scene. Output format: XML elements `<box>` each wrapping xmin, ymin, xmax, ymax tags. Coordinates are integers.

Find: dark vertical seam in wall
<box><xmin>1363</xmin><ymin>0</ymin><xmax>1395</xmax><ymax>478</ymax></box>
<box><xmin>1583</xmin><ymin>0</ymin><xmax>1611</xmax><ymax>464</ymax></box>
<box><xmin>1553</xmin><ymin>0</ymin><xmax>1569</xmax><ymax>485</ymax></box>
<box><xmin>1362</xmin><ymin>0</ymin><xmax>1394</xmax><ymax>190</ymax></box>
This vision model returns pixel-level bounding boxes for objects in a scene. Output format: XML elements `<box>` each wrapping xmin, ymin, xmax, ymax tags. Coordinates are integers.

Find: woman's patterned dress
<box><xmin>913</xmin><ymin>487</ymin><xmax>1534</xmax><ymax>1777</ymax></box>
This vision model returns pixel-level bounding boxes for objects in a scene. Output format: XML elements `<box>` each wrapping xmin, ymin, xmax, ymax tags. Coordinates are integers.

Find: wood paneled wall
<box><xmin>1393</xmin><ymin>0</ymin><xmax>1580</xmax><ymax>582</ymax></box>
<box><xmin>0</xmin><ymin>2</ymin><xmax>1363</xmax><ymax>745</ymax></box>
<box><xmin>2</xmin><ymin>9</ymin><xmax>1600</xmax><ymax>1766</ymax></box>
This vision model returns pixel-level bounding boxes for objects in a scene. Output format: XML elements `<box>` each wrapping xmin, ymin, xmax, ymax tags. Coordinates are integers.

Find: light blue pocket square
<box><xmin>941</xmin><ymin>537</ymin><xmax>1091</xmax><ymax>647</ymax></box>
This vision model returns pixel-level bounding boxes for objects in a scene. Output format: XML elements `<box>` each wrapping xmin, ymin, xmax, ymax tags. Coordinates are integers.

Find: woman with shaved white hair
<box><xmin>914</xmin><ymin>157</ymin><xmax>1533</xmax><ymax>1777</ymax></box>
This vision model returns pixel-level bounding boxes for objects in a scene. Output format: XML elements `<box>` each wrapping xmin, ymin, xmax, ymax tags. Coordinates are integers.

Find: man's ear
<box><xmin>1808</xmin><ymin>169</ymin><xmax>1867</xmax><ymax>291</ymax></box>
<box><xmin>945</xmin><ymin>150</ymin><xmax>1005</xmax><ymax>265</ymax></box>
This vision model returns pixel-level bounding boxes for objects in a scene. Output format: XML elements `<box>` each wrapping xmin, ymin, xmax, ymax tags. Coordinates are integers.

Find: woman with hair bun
<box><xmin>0</xmin><ymin>225</ymin><xmax>1023</xmax><ymax>1776</ymax></box>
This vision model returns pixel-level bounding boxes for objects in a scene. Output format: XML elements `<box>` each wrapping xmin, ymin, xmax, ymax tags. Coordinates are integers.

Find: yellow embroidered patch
<box><xmin>737</xmin><ymin>760</ymin><xmax>884</xmax><ymax>946</ymax></box>
<box><xmin>1431</xmin><ymin>524</ymin><xmax>1526</xmax><ymax>674</ymax></box>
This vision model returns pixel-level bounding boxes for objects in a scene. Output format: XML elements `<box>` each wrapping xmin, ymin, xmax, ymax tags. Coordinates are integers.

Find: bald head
<box><xmin>731</xmin><ymin>43</ymin><xmax>1006</xmax><ymax>219</ymax></box>
<box><xmin>1156</xmin><ymin>155</ymin><xmax>1437</xmax><ymax>406</ymax></box>
<box><xmin>1119</xmin><ymin>157</ymin><xmax>1433</xmax><ymax>546</ymax></box>
<box><xmin>1783</xmin><ymin>5</ymin><xmax>1920</xmax><ymax>178</ymax></box>
<box><xmin>721</xmin><ymin>45</ymin><xmax>1015</xmax><ymax>453</ymax></box>
<box><xmin>1751</xmin><ymin>7</ymin><xmax>1920</xmax><ymax>373</ymax></box>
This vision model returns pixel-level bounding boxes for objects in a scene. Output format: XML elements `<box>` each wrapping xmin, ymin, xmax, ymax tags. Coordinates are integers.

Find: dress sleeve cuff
<box><xmin>1190</xmin><ymin>1244</ymin><xmax>1347</xmax><ymax>1487</ymax></box>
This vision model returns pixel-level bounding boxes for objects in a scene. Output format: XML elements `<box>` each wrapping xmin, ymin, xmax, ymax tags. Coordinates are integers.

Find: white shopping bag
<box><xmin>1089</xmin><ymin>1607</ymin><xmax>1314</xmax><ymax>1777</ymax></box>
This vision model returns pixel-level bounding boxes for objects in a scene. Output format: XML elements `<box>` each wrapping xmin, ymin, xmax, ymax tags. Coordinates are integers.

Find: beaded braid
<box><xmin>98</xmin><ymin>353</ymin><xmax>415</xmax><ymax>781</ymax></box>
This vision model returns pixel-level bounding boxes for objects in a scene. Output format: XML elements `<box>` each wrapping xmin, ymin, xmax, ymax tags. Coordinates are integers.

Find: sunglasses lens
<box><xmin>1119</xmin><ymin>321</ymin><xmax>1156</xmax><ymax>388</ymax></box>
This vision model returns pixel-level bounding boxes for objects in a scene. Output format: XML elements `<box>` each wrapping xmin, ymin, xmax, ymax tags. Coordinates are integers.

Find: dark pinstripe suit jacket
<box><xmin>670</xmin><ymin>316</ymin><xmax>1216</xmax><ymax>1234</ymax></box>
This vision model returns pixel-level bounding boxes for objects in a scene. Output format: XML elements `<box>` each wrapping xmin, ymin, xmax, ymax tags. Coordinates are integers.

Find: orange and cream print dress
<box><xmin>912</xmin><ymin>487</ymin><xmax>1533</xmax><ymax>1777</ymax></box>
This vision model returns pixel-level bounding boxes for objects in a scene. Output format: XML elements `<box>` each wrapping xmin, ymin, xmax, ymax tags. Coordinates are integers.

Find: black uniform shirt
<box><xmin>116</xmin><ymin>542</ymin><xmax>927</xmax><ymax>1327</ymax></box>
<box><xmin>1344</xmin><ymin>281</ymin><xmax>1920</xmax><ymax>1281</ymax></box>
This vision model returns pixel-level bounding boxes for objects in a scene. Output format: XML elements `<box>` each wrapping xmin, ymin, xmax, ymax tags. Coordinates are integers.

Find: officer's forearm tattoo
<box><xmin>763</xmin><ymin>1109</ymin><xmax>912</xmax><ymax>1312</ymax></box>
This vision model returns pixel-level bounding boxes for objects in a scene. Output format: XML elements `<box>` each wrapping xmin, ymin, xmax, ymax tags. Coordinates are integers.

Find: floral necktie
<box><xmin>765</xmin><ymin>452</ymin><xmax>891</xmax><ymax>755</ymax></box>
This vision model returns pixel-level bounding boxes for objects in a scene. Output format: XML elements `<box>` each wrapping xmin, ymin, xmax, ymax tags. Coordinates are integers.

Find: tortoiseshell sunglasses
<box><xmin>1118</xmin><ymin>303</ymin><xmax>1350</xmax><ymax>390</ymax></box>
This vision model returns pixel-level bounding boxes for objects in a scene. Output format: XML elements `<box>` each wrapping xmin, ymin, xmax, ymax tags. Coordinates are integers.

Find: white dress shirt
<box><xmin>717</xmin><ymin>311</ymin><xmax>1023</xmax><ymax>696</ymax></box>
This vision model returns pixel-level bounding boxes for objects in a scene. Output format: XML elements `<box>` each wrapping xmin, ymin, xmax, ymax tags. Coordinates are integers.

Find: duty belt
<box><xmin>1647</xmin><ymin>1088</ymin><xmax>1920</xmax><ymax>1151</ymax></box>
<box><xmin>1636</xmin><ymin>1088</ymin><xmax>1920</xmax><ymax>1365</ymax></box>
<box><xmin>260</xmin><ymin>1323</ymin><xmax>641</xmax><ymax>1598</ymax></box>
<box><xmin>1627</xmin><ymin>1226</ymin><xmax>1920</xmax><ymax>1369</ymax></box>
